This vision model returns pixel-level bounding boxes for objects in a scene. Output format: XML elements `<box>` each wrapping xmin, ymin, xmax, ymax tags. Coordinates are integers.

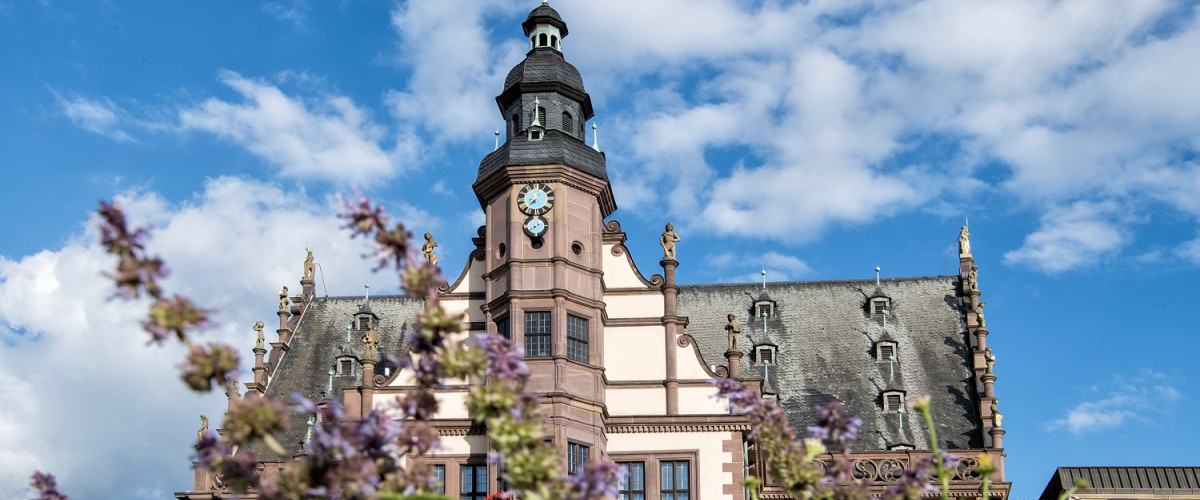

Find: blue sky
<box><xmin>2</xmin><ymin>0</ymin><xmax>1198</xmax><ymax>498</ymax></box>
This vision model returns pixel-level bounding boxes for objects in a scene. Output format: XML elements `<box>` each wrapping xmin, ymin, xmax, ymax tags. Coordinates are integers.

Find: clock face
<box><xmin>517</xmin><ymin>183</ymin><xmax>555</xmax><ymax>215</ymax></box>
<box><xmin>523</xmin><ymin>215</ymin><xmax>548</xmax><ymax>238</ymax></box>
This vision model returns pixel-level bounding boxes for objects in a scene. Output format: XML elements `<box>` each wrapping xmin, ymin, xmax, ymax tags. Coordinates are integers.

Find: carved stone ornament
<box><xmin>968</xmin><ymin>265</ymin><xmax>979</xmax><ymax>292</ymax></box>
<box><xmin>976</xmin><ymin>302</ymin><xmax>986</xmax><ymax>329</ymax></box>
<box><xmin>959</xmin><ymin>224</ymin><xmax>971</xmax><ymax>257</ymax></box>
<box><xmin>660</xmin><ymin>222</ymin><xmax>680</xmax><ymax>259</ymax></box>
<box><xmin>253</xmin><ymin>321</ymin><xmax>265</xmax><ymax>349</ymax></box>
<box><xmin>984</xmin><ymin>346</ymin><xmax>995</xmax><ymax>373</ymax></box>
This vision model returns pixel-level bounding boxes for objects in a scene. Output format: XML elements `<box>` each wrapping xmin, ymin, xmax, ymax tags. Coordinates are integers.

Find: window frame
<box><xmin>460</xmin><ymin>463</ymin><xmax>488</xmax><ymax>500</ymax></box>
<box><xmin>566</xmin><ymin>314</ymin><xmax>589</xmax><ymax>363</ymax></box>
<box><xmin>567</xmin><ymin>442</ymin><xmax>589</xmax><ymax>475</ymax></box>
<box><xmin>660</xmin><ymin>460</ymin><xmax>691</xmax><ymax>500</ymax></box>
<box><xmin>524</xmin><ymin>311</ymin><xmax>551</xmax><ymax>358</ymax></box>
<box><xmin>608</xmin><ymin>452</ymin><xmax>697</xmax><ymax>500</ymax></box>
<box><xmin>617</xmin><ymin>461</ymin><xmax>646</xmax><ymax>500</ymax></box>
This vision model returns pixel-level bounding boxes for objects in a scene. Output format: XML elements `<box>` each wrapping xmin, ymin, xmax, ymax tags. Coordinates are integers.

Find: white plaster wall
<box><xmin>606</xmin><ymin>386</ymin><xmax>666</xmax><ymax>416</ymax></box>
<box><xmin>603</xmin><ymin>294</ymin><xmax>664</xmax><ymax>318</ymax></box>
<box><xmin>607</xmin><ymin>432</ymin><xmax>733</xmax><ymax>500</ymax></box>
<box><xmin>602</xmin><ymin>244</ymin><xmax>648</xmax><ymax>289</ymax></box>
<box><xmin>446</xmin><ymin>254</ymin><xmax>486</xmax><ymax>294</ymax></box>
<box><xmin>603</xmin><ymin>326</ymin><xmax>666</xmax><ymax>380</ymax></box>
<box><xmin>442</xmin><ymin>296</ymin><xmax>472</xmax><ymax>320</ymax></box>
<box><xmin>676</xmin><ymin>343</ymin><xmax>716</xmax><ymax>380</ymax></box>
<box><xmin>676</xmin><ymin>385</ymin><xmax>727</xmax><ymax>415</ymax></box>
<box><xmin>373</xmin><ymin>389</ymin><xmax>470</xmax><ymax>419</ymax></box>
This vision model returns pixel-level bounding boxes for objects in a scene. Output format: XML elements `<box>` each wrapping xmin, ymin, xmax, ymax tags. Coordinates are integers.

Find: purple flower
<box><xmin>807</xmin><ymin>402</ymin><xmax>863</xmax><ymax>450</ymax></box>
<box><xmin>30</xmin><ymin>472</ymin><xmax>69</xmax><ymax>500</ymax></box>
<box><xmin>568</xmin><ymin>458</ymin><xmax>622</xmax><ymax>500</ymax></box>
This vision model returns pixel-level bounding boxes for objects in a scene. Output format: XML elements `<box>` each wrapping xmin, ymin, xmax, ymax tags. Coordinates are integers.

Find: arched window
<box><xmin>536</xmin><ymin>106</ymin><xmax>546</xmax><ymax>126</ymax></box>
<box><xmin>562</xmin><ymin>112</ymin><xmax>573</xmax><ymax>136</ymax></box>
<box><xmin>551</xmin><ymin>35</ymin><xmax>559</xmax><ymax>49</ymax></box>
<box><xmin>538</xmin><ymin>33</ymin><xmax>548</xmax><ymax>47</ymax></box>
<box><xmin>511</xmin><ymin>114</ymin><xmax>520</xmax><ymax>136</ymax></box>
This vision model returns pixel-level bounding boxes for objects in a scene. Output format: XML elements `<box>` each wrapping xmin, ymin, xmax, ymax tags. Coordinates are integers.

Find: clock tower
<box><xmin>471</xmin><ymin>2</ymin><xmax>616</xmax><ymax>465</ymax></box>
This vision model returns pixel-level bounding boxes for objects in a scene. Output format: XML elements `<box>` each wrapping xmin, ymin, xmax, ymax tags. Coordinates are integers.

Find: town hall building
<box><xmin>179</xmin><ymin>3</ymin><xmax>1010</xmax><ymax>499</ymax></box>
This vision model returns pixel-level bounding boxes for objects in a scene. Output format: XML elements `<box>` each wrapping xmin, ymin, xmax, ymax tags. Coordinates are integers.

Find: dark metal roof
<box><xmin>477</xmin><ymin>128</ymin><xmax>607</xmax><ymax>183</ymax></box>
<box><xmin>503</xmin><ymin>48</ymin><xmax>586</xmax><ymax>96</ymax></box>
<box><xmin>677</xmin><ymin>276</ymin><xmax>980</xmax><ymax>451</ymax></box>
<box><xmin>1040</xmin><ymin>467</ymin><xmax>1200</xmax><ymax>500</ymax></box>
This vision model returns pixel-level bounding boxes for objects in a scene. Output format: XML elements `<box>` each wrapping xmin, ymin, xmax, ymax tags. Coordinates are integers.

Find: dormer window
<box><xmin>882</xmin><ymin>390</ymin><xmax>905</xmax><ymax>412</ymax></box>
<box><xmin>338</xmin><ymin>357</ymin><xmax>354</xmax><ymax>376</ymax></box>
<box><xmin>756</xmin><ymin>345</ymin><xmax>775</xmax><ymax>365</ymax></box>
<box><xmin>870</xmin><ymin>297</ymin><xmax>890</xmax><ymax>318</ymax></box>
<box><xmin>358</xmin><ymin>316</ymin><xmax>370</xmax><ymax>330</ymax></box>
<box><xmin>876</xmin><ymin>341</ymin><xmax>897</xmax><ymax>362</ymax></box>
<box><xmin>756</xmin><ymin>302</ymin><xmax>773</xmax><ymax>318</ymax></box>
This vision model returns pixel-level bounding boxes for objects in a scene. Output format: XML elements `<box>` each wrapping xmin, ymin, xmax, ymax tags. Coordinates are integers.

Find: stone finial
<box><xmin>959</xmin><ymin>223</ymin><xmax>972</xmax><ymax>257</ymax></box>
<box><xmin>976</xmin><ymin>301</ymin><xmax>987</xmax><ymax>329</ymax></box>
<box><xmin>660</xmin><ymin>222</ymin><xmax>680</xmax><ymax>260</ymax></box>
<box><xmin>985</xmin><ymin>346</ymin><xmax>995</xmax><ymax>373</ymax></box>
<box><xmin>278</xmin><ymin>286</ymin><xmax>289</xmax><ymax>313</ymax></box>
<box><xmin>253</xmin><ymin>321</ymin><xmax>265</xmax><ymax>349</ymax></box>
<box><xmin>725</xmin><ymin>313</ymin><xmax>742</xmax><ymax>351</ymax></box>
<box><xmin>422</xmin><ymin>232</ymin><xmax>439</xmax><ymax>266</ymax></box>
<box><xmin>302</xmin><ymin>249</ymin><xmax>316</xmax><ymax>280</ymax></box>
<box><xmin>197</xmin><ymin>415</ymin><xmax>208</xmax><ymax>441</ymax></box>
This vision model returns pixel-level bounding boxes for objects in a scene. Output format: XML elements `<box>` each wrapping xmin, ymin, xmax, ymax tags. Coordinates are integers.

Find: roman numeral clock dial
<box><xmin>517</xmin><ymin>183</ymin><xmax>554</xmax><ymax>238</ymax></box>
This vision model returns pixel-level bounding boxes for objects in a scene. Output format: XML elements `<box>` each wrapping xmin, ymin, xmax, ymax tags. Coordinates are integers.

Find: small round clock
<box><xmin>523</xmin><ymin>215</ymin><xmax>548</xmax><ymax>238</ymax></box>
<box><xmin>517</xmin><ymin>182</ymin><xmax>555</xmax><ymax>216</ymax></box>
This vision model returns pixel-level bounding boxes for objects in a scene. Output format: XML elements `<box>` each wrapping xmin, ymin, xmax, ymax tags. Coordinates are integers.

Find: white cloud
<box><xmin>1003</xmin><ymin>201</ymin><xmax>1128</xmax><ymax>273</ymax></box>
<box><xmin>0</xmin><ymin>177</ymin><xmax>429</xmax><ymax>498</ymax></box>
<box><xmin>705</xmin><ymin>250</ymin><xmax>813</xmax><ymax>283</ymax></box>
<box><xmin>1177</xmin><ymin>235</ymin><xmax>1200</xmax><ymax>265</ymax></box>
<box><xmin>263</xmin><ymin>0</ymin><xmax>310</xmax><ymax>31</ymax></box>
<box><xmin>54</xmin><ymin>92</ymin><xmax>135</xmax><ymax>142</ymax></box>
<box><xmin>179</xmin><ymin>71</ymin><xmax>407</xmax><ymax>184</ymax></box>
<box><xmin>1048</xmin><ymin>369</ymin><xmax>1182</xmax><ymax>434</ymax></box>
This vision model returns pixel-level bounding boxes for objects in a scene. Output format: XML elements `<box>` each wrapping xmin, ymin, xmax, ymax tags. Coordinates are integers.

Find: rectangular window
<box><xmin>339</xmin><ymin>358</ymin><xmax>353</xmax><ymax>375</ymax></box>
<box><xmin>758</xmin><ymin>348</ymin><xmax>773</xmax><ymax>365</ymax></box>
<box><xmin>496</xmin><ymin>317</ymin><xmax>510</xmax><ymax>340</ymax></box>
<box><xmin>661</xmin><ymin>461</ymin><xmax>690</xmax><ymax>500</ymax></box>
<box><xmin>566</xmin><ymin>314</ymin><xmax>588</xmax><ymax>363</ymax></box>
<box><xmin>879</xmin><ymin>344</ymin><xmax>895</xmax><ymax>361</ymax></box>
<box><xmin>568</xmin><ymin>442</ymin><xmax>589</xmax><ymax>475</ymax></box>
<box><xmin>618</xmin><ymin>462</ymin><xmax>645</xmax><ymax>500</ymax></box>
<box><xmin>885</xmin><ymin>393</ymin><xmax>903</xmax><ymax>412</ymax></box>
<box><xmin>461</xmin><ymin>464</ymin><xmax>487</xmax><ymax>500</ymax></box>
<box><xmin>525</xmin><ymin>311</ymin><xmax>551</xmax><ymax>357</ymax></box>
<box><xmin>431</xmin><ymin>464</ymin><xmax>445</xmax><ymax>494</ymax></box>
<box><xmin>358</xmin><ymin>317</ymin><xmax>369</xmax><ymax>330</ymax></box>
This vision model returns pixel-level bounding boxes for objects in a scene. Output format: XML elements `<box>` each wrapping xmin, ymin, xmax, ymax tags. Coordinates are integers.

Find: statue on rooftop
<box><xmin>362</xmin><ymin>323</ymin><xmax>380</xmax><ymax>360</ymax></box>
<box><xmin>197</xmin><ymin>415</ymin><xmax>208</xmax><ymax>441</ymax></box>
<box><xmin>302</xmin><ymin>249</ymin><xmax>316</xmax><ymax>280</ymax></box>
<box><xmin>984</xmin><ymin>346</ymin><xmax>995</xmax><ymax>373</ymax></box>
<box><xmin>959</xmin><ymin>224</ymin><xmax>972</xmax><ymax>257</ymax></box>
<box><xmin>253</xmin><ymin>321</ymin><xmax>265</xmax><ymax>349</ymax></box>
<box><xmin>422</xmin><ymin>232</ymin><xmax>439</xmax><ymax>266</ymax></box>
<box><xmin>976</xmin><ymin>301</ymin><xmax>987</xmax><ymax>329</ymax></box>
<box><xmin>278</xmin><ymin>286</ymin><xmax>289</xmax><ymax>313</ymax></box>
<box><xmin>660</xmin><ymin>223</ymin><xmax>680</xmax><ymax>260</ymax></box>
<box><xmin>990</xmin><ymin>399</ymin><xmax>1003</xmax><ymax>428</ymax></box>
<box><xmin>968</xmin><ymin>265</ymin><xmax>979</xmax><ymax>292</ymax></box>
<box><xmin>725</xmin><ymin>313</ymin><xmax>742</xmax><ymax>351</ymax></box>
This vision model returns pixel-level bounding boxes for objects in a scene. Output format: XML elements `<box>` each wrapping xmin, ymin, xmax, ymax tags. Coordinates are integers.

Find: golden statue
<box><xmin>422</xmin><ymin>232</ymin><xmax>439</xmax><ymax>266</ymax></box>
<box><xmin>959</xmin><ymin>224</ymin><xmax>971</xmax><ymax>256</ymax></box>
<box><xmin>660</xmin><ymin>223</ymin><xmax>680</xmax><ymax>259</ymax></box>
<box><xmin>278</xmin><ymin>286</ymin><xmax>289</xmax><ymax>313</ymax></box>
<box><xmin>990</xmin><ymin>399</ymin><xmax>1002</xmax><ymax>428</ymax></box>
<box><xmin>976</xmin><ymin>301</ymin><xmax>986</xmax><ymax>329</ymax></box>
<box><xmin>725</xmin><ymin>313</ymin><xmax>742</xmax><ymax>351</ymax></box>
<box><xmin>253</xmin><ymin>321</ymin><xmax>265</xmax><ymax>349</ymax></box>
<box><xmin>302</xmin><ymin>249</ymin><xmax>316</xmax><ymax>280</ymax></box>
<box><xmin>197</xmin><ymin>415</ymin><xmax>208</xmax><ymax>441</ymax></box>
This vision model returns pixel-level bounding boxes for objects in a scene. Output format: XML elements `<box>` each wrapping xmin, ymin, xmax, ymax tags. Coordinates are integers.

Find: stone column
<box><xmin>662</xmin><ymin>258</ymin><xmax>680</xmax><ymax>415</ymax></box>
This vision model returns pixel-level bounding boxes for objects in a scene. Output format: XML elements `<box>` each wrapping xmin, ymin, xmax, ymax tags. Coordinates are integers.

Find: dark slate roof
<box><xmin>477</xmin><ymin>128</ymin><xmax>607</xmax><ymax>183</ymax></box>
<box><xmin>503</xmin><ymin>48</ymin><xmax>586</xmax><ymax>96</ymax></box>
<box><xmin>677</xmin><ymin>276</ymin><xmax>981</xmax><ymax>451</ymax></box>
<box><xmin>522</xmin><ymin>4</ymin><xmax>567</xmax><ymax>36</ymax></box>
<box><xmin>1040</xmin><ymin>467</ymin><xmax>1200</xmax><ymax>500</ymax></box>
<box><xmin>247</xmin><ymin>295</ymin><xmax>423</xmax><ymax>459</ymax></box>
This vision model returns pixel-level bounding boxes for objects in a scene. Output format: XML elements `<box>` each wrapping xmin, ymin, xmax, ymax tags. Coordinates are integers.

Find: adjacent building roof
<box><xmin>1040</xmin><ymin>467</ymin><xmax>1200</xmax><ymax>500</ymax></box>
<box><xmin>678</xmin><ymin>276</ymin><xmax>981</xmax><ymax>451</ymax></box>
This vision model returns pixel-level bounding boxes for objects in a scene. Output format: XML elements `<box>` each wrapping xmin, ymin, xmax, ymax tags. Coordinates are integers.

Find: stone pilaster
<box><xmin>661</xmin><ymin>258</ymin><xmax>680</xmax><ymax>415</ymax></box>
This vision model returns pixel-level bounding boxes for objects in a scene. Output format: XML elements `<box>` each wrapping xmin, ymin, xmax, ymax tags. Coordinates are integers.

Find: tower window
<box><xmin>536</xmin><ymin>106</ymin><xmax>546</xmax><ymax>126</ymax></box>
<box><xmin>551</xmin><ymin>35</ymin><xmax>559</xmax><ymax>49</ymax></box>
<box><xmin>562</xmin><ymin>112</ymin><xmax>573</xmax><ymax>136</ymax></box>
<box><xmin>567</xmin><ymin>314</ymin><xmax>588</xmax><ymax>363</ymax></box>
<box><xmin>538</xmin><ymin>33</ymin><xmax>548</xmax><ymax>47</ymax></box>
<box><xmin>524</xmin><ymin>311</ymin><xmax>551</xmax><ymax>357</ymax></box>
<box><xmin>511</xmin><ymin>114</ymin><xmax>520</xmax><ymax>136</ymax></box>
<box><xmin>567</xmin><ymin>442</ymin><xmax>589</xmax><ymax>475</ymax></box>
